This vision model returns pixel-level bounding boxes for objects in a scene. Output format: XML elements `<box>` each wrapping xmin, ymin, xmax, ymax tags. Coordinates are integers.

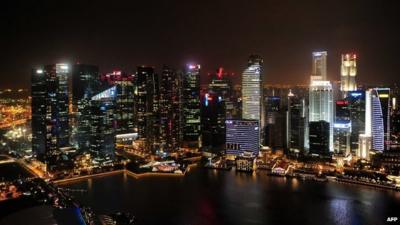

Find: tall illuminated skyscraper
<box><xmin>135</xmin><ymin>66</ymin><xmax>159</xmax><ymax>152</ymax></box>
<box><xmin>340</xmin><ymin>53</ymin><xmax>357</xmax><ymax>93</ymax></box>
<box><xmin>101</xmin><ymin>71</ymin><xmax>135</xmax><ymax>135</ymax></box>
<box><xmin>371</xmin><ymin>88</ymin><xmax>391</xmax><ymax>151</ymax></box>
<box><xmin>159</xmin><ymin>66</ymin><xmax>181</xmax><ymax>152</ymax></box>
<box><xmin>201</xmin><ymin>91</ymin><xmax>226</xmax><ymax>152</ymax></box>
<box><xmin>208</xmin><ymin>67</ymin><xmax>234</xmax><ymax>118</ymax></box>
<box><xmin>309</xmin><ymin>80</ymin><xmax>334</xmax><ymax>152</ymax></box>
<box><xmin>202</xmin><ymin>68</ymin><xmax>233</xmax><ymax>152</ymax></box>
<box><xmin>311</xmin><ymin>51</ymin><xmax>327</xmax><ymax>81</ymax></box>
<box><xmin>287</xmin><ymin>93</ymin><xmax>306</xmax><ymax>154</ymax></box>
<box><xmin>89</xmin><ymin>86</ymin><xmax>116</xmax><ymax>156</ymax></box>
<box><xmin>308</xmin><ymin>52</ymin><xmax>333</xmax><ymax>152</ymax></box>
<box><xmin>70</xmin><ymin>64</ymin><xmax>100</xmax><ymax>151</ymax></box>
<box><xmin>334</xmin><ymin>100</ymin><xmax>351</xmax><ymax>155</ymax></box>
<box><xmin>182</xmin><ymin>64</ymin><xmax>201</xmax><ymax>149</ymax></box>
<box><xmin>242</xmin><ymin>55</ymin><xmax>263</xmax><ymax>121</ymax></box>
<box><xmin>346</xmin><ymin>91</ymin><xmax>367</xmax><ymax>154</ymax></box>
<box><xmin>31</xmin><ymin>64</ymin><xmax>70</xmax><ymax>159</ymax></box>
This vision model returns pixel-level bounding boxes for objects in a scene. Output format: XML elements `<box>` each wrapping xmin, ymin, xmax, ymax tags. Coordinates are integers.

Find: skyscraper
<box><xmin>340</xmin><ymin>53</ymin><xmax>357</xmax><ymax>93</ymax></box>
<box><xmin>371</xmin><ymin>88</ymin><xmax>391</xmax><ymax>151</ymax></box>
<box><xmin>311</xmin><ymin>51</ymin><xmax>327</xmax><ymax>81</ymax></box>
<box><xmin>335</xmin><ymin>100</ymin><xmax>351</xmax><ymax>122</ymax></box>
<box><xmin>182</xmin><ymin>64</ymin><xmax>201</xmax><ymax>149</ymax></box>
<box><xmin>208</xmin><ymin>67</ymin><xmax>234</xmax><ymax>118</ymax></box>
<box><xmin>101</xmin><ymin>71</ymin><xmax>135</xmax><ymax>135</ymax></box>
<box><xmin>89</xmin><ymin>86</ymin><xmax>116</xmax><ymax>156</ymax></box>
<box><xmin>201</xmin><ymin>67</ymin><xmax>235</xmax><ymax>152</ymax></box>
<box><xmin>159</xmin><ymin>66</ymin><xmax>181</xmax><ymax>152</ymax></box>
<box><xmin>201</xmin><ymin>91</ymin><xmax>226</xmax><ymax>152</ymax></box>
<box><xmin>31</xmin><ymin>64</ymin><xmax>70</xmax><ymax>159</ymax></box>
<box><xmin>309</xmin><ymin>80</ymin><xmax>334</xmax><ymax>151</ymax></box>
<box><xmin>334</xmin><ymin>100</ymin><xmax>351</xmax><ymax>155</ymax></box>
<box><xmin>287</xmin><ymin>93</ymin><xmax>306</xmax><ymax>154</ymax></box>
<box><xmin>309</xmin><ymin>121</ymin><xmax>330</xmax><ymax>156</ymax></box>
<box><xmin>242</xmin><ymin>55</ymin><xmax>263</xmax><ymax>121</ymax></box>
<box><xmin>70</xmin><ymin>64</ymin><xmax>100</xmax><ymax>152</ymax></box>
<box><xmin>265</xmin><ymin>96</ymin><xmax>285</xmax><ymax>149</ymax></box>
<box><xmin>135</xmin><ymin>66</ymin><xmax>159</xmax><ymax>152</ymax></box>
<box><xmin>346</xmin><ymin>91</ymin><xmax>367</xmax><ymax>154</ymax></box>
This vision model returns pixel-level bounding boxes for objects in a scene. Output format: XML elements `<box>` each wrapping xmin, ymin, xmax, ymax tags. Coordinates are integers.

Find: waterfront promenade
<box><xmin>53</xmin><ymin>163</ymin><xmax>198</xmax><ymax>185</ymax></box>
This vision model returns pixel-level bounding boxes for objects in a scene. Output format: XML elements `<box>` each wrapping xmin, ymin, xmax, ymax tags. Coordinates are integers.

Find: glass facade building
<box><xmin>70</xmin><ymin>64</ymin><xmax>100</xmax><ymax>152</ymax></box>
<box><xmin>159</xmin><ymin>66</ymin><xmax>181</xmax><ymax>152</ymax></box>
<box><xmin>242</xmin><ymin>55</ymin><xmax>263</xmax><ymax>121</ymax></box>
<box><xmin>31</xmin><ymin>64</ymin><xmax>70</xmax><ymax>159</ymax></box>
<box><xmin>135</xmin><ymin>66</ymin><xmax>159</xmax><ymax>152</ymax></box>
<box><xmin>371</xmin><ymin>88</ymin><xmax>391</xmax><ymax>151</ymax></box>
<box><xmin>225</xmin><ymin>120</ymin><xmax>259</xmax><ymax>156</ymax></box>
<box><xmin>89</xmin><ymin>86</ymin><xmax>116</xmax><ymax>156</ymax></box>
<box><xmin>182</xmin><ymin>64</ymin><xmax>201</xmax><ymax>149</ymax></box>
<box><xmin>309</xmin><ymin>80</ymin><xmax>334</xmax><ymax>151</ymax></box>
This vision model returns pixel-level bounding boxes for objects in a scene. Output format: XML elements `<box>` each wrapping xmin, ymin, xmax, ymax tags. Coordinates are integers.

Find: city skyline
<box><xmin>1</xmin><ymin>2</ymin><xmax>400</xmax><ymax>225</ymax></box>
<box><xmin>1</xmin><ymin>0</ymin><xmax>400</xmax><ymax>89</ymax></box>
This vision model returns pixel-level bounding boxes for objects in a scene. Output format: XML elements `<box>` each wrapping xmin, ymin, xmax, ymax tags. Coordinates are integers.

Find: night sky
<box><xmin>1</xmin><ymin>0</ymin><xmax>399</xmax><ymax>89</ymax></box>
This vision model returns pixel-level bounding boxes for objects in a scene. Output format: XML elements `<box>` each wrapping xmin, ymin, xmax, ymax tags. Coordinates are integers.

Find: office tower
<box><xmin>371</xmin><ymin>88</ymin><xmax>391</xmax><ymax>151</ymax></box>
<box><xmin>265</xmin><ymin>96</ymin><xmax>284</xmax><ymax>149</ymax></box>
<box><xmin>70</xmin><ymin>64</ymin><xmax>99</xmax><ymax>151</ymax></box>
<box><xmin>242</xmin><ymin>55</ymin><xmax>263</xmax><ymax>121</ymax></box>
<box><xmin>287</xmin><ymin>93</ymin><xmax>306</xmax><ymax>154</ymax></box>
<box><xmin>135</xmin><ymin>66</ymin><xmax>159</xmax><ymax>152</ymax></box>
<box><xmin>309</xmin><ymin>80</ymin><xmax>334</xmax><ymax>151</ymax></box>
<box><xmin>182</xmin><ymin>64</ymin><xmax>201</xmax><ymax>149</ymax></box>
<box><xmin>31</xmin><ymin>68</ymin><xmax>46</xmax><ymax>157</ymax></box>
<box><xmin>346</xmin><ymin>91</ymin><xmax>367</xmax><ymax>154</ymax></box>
<box><xmin>225</xmin><ymin>120</ymin><xmax>259</xmax><ymax>156</ymax></box>
<box><xmin>333</xmin><ymin>122</ymin><xmax>351</xmax><ymax>155</ymax></box>
<box><xmin>392</xmin><ymin>108</ymin><xmax>400</xmax><ymax>148</ymax></box>
<box><xmin>232</xmin><ymin>84</ymin><xmax>242</xmax><ymax>119</ymax></box>
<box><xmin>309</xmin><ymin>121</ymin><xmax>330</xmax><ymax>156</ymax></box>
<box><xmin>208</xmin><ymin>67</ymin><xmax>234</xmax><ymax>118</ymax></box>
<box><xmin>200</xmin><ymin>68</ymin><xmax>233</xmax><ymax>152</ymax></box>
<box><xmin>159</xmin><ymin>66</ymin><xmax>181</xmax><ymax>152</ymax></box>
<box><xmin>331</xmin><ymin>80</ymin><xmax>342</xmax><ymax>104</ymax></box>
<box><xmin>334</xmin><ymin>100</ymin><xmax>351</xmax><ymax>155</ymax></box>
<box><xmin>71</xmin><ymin>64</ymin><xmax>100</xmax><ymax>112</ymax></box>
<box><xmin>311</xmin><ymin>51</ymin><xmax>327</xmax><ymax>81</ymax></box>
<box><xmin>89</xmin><ymin>86</ymin><xmax>116</xmax><ymax>156</ymax></box>
<box><xmin>201</xmin><ymin>92</ymin><xmax>226</xmax><ymax>152</ymax></box>
<box><xmin>340</xmin><ymin>53</ymin><xmax>357</xmax><ymax>93</ymax></box>
<box><xmin>101</xmin><ymin>71</ymin><xmax>135</xmax><ymax>135</ymax></box>
<box><xmin>390</xmin><ymin>85</ymin><xmax>399</xmax><ymax>149</ymax></box>
<box><xmin>31</xmin><ymin>64</ymin><xmax>69</xmax><ymax>159</ymax></box>
<box><xmin>336</xmin><ymin>100</ymin><xmax>351</xmax><ymax>121</ymax></box>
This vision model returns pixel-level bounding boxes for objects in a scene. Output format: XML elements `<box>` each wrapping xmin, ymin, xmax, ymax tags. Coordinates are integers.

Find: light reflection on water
<box><xmin>61</xmin><ymin>168</ymin><xmax>400</xmax><ymax>225</ymax></box>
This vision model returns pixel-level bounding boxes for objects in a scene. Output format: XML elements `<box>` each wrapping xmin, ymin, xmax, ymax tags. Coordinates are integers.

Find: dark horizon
<box><xmin>1</xmin><ymin>0</ymin><xmax>399</xmax><ymax>89</ymax></box>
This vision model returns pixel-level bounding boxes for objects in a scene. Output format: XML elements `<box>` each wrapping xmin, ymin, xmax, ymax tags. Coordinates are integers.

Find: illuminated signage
<box><xmin>336</xmin><ymin>100</ymin><xmax>348</xmax><ymax>105</ymax></box>
<box><xmin>59</xmin><ymin>65</ymin><xmax>68</xmax><ymax>70</ymax></box>
<box><xmin>378</xmin><ymin>94</ymin><xmax>389</xmax><ymax>98</ymax></box>
<box><xmin>188</xmin><ymin>64</ymin><xmax>201</xmax><ymax>70</ymax></box>
<box><xmin>334</xmin><ymin>122</ymin><xmax>351</xmax><ymax>129</ymax></box>
<box><xmin>350</xmin><ymin>92</ymin><xmax>363</xmax><ymax>97</ymax></box>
